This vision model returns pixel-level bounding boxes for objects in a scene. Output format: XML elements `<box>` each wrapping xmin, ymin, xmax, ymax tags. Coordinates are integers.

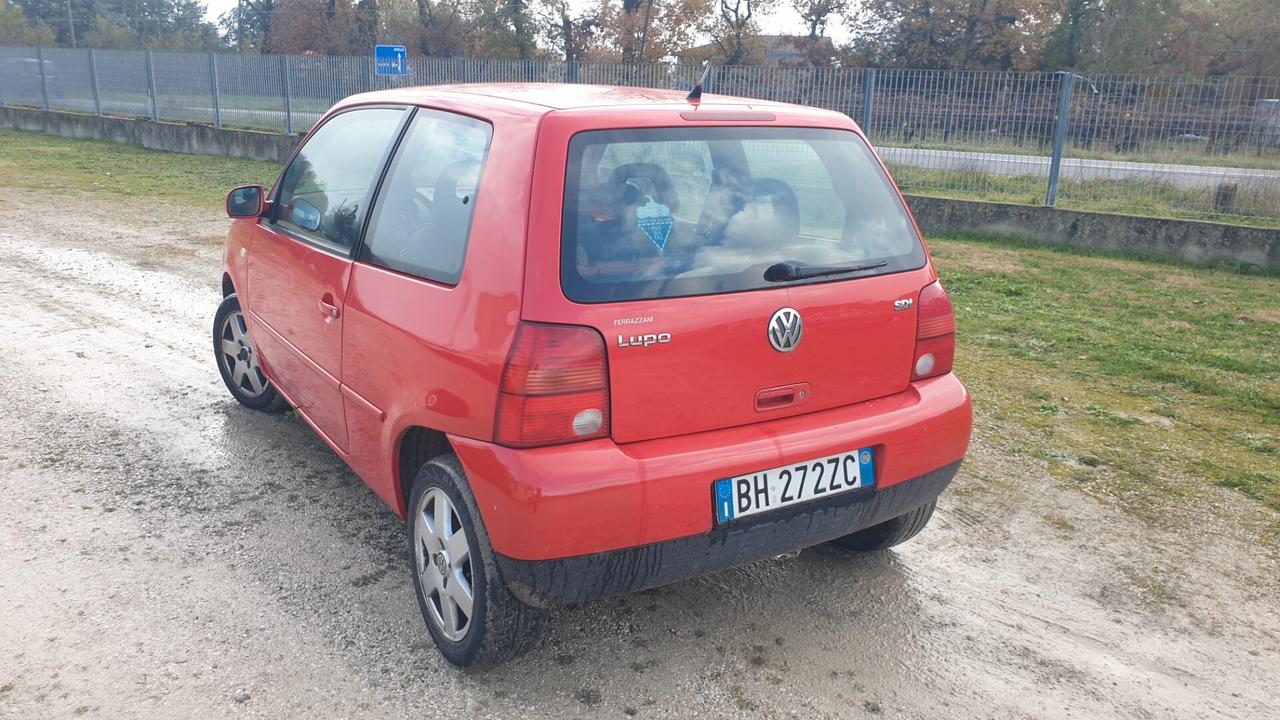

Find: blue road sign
<box><xmin>374</xmin><ymin>45</ymin><xmax>408</xmax><ymax>77</ymax></box>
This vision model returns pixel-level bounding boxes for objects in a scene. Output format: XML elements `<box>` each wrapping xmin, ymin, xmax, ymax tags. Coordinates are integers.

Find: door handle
<box><xmin>318</xmin><ymin>296</ymin><xmax>340</xmax><ymax>323</ymax></box>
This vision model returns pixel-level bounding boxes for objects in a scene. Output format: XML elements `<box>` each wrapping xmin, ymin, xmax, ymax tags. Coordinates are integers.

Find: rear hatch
<box><xmin>549</xmin><ymin>123</ymin><xmax>931</xmax><ymax>444</ymax></box>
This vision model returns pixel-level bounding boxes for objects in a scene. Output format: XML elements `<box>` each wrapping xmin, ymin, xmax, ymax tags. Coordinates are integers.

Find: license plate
<box><xmin>714</xmin><ymin>448</ymin><xmax>876</xmax><ymax>524</ymax></box>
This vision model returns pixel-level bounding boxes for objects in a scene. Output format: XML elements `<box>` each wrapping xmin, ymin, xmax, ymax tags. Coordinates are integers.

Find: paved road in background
<box><xmin>877</xmin><ymin>146</ymin><xmax>1280</xmax><ymax>189</ymax></box>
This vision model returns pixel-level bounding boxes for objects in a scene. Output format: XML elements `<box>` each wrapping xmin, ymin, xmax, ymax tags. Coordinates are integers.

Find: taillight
<box><xmin>495</xmin><ymin>322</ymin><xmax>610</xmax><ymax>447</ymax></box>
<box><xmin>912</xmin><ymin>281</ymin><xmax>956</xmax><ymax>381</ymax></box>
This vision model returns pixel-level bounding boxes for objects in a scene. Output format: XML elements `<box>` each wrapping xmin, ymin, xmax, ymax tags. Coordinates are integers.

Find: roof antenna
<box><xmin>686</xmin><ymin>62</ymin><xmax>713</xmax><ymax>105</ymax></box>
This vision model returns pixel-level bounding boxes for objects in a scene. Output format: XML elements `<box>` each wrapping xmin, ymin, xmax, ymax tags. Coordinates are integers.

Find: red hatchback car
<box><xmin>215</xmin><ymin>83</ymin><xmax>972</xmax><ymax>667</ymax></box>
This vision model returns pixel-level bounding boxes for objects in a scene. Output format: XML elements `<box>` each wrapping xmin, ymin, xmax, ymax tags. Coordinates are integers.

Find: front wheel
<box><xmin>826</xmin><ymin>500</ymin><xmax>937</xmax><ymax>552</ymax></box>
<box><xmin>407</xmin><ymin>454</ymin><xmax>546</xmax><ymax>668</ymax></box>
<box><xmin>213</xmin><ymin>294</ymin><xmax>286</xmax><ymax>412</ymax></box>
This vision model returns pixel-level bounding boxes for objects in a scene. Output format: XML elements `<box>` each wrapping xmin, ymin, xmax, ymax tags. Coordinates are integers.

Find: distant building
<box><xmin>679</xmin><ymin>35</ymin><xmax>837</xmax><ymax>67</ymax></box>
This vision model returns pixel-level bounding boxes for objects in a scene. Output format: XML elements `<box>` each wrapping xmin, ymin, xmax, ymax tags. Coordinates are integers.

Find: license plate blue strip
<box><xmin>859</xmin><ymin>447</ymin><xmax>876</xmax><ymax>487</ymax></box>
<box><xmin>715</xmin><ymin>478</ymin><xmax>736</xmax><ymax>524</ymax></box>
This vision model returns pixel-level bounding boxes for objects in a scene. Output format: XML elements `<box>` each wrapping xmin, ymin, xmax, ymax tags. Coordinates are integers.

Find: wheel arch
<box><xmin>222</xmin><ymin>272</ymin><xmax>236</xmax><ymax>298</ymax></box>
<box><xmin>396</xmin><ymin>425</ymin><xmax>453</xmax><ymax>518</ymax></box>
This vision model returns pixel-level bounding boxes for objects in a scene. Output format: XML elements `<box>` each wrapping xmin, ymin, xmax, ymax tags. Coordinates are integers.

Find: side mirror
<box><xmin>227</xmin><ymin>185</ymin><xmax>266</xmax><ymax>219</ymax></box>
<box><xmin>288</xmin><ymin>198</ymin><xmax>322</xmax><ymax>232</ymax></box>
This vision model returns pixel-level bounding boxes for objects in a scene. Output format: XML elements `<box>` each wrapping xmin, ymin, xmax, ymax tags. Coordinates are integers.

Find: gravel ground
<box><xmin>1</xmin><ymin>190</ymin><xmax>1277</xmax><ymax>719</ymax></box>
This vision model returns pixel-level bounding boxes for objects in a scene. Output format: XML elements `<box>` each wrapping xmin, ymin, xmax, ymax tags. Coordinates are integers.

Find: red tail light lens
<box><xmin>495</xmin><ymin>322</ymin><xmax>610</xmax><ymax>447</ymax></box>
<box><xmin>912</xmin><ymin>281</ymin><xmax>955</xmax><ymax>381</ymax></box>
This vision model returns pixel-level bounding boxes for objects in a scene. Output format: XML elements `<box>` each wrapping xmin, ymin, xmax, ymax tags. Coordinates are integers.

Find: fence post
<box><xmin>861</xmin><ymin>67</ymin><xmax>876</xmax><ymax>133</ymax></box>
<box><xmin>145</xmin><ymin>50</ymin><xmax>158</xmax><ymax>121</ymax></box>
<box><xmin>706</xmin><ymin>64</ymin><xmax>715</xmax><ymax>94</ymax></box>
<box><xmin>209</xmin><ymin>53</ymin><xmax>222</xmax><ymax>129</ymax></box>
<box><xmin>281</xmin><ymin>55</ymin><xmax>293</xmax><ymax>134</ymax></box>
<box><xmin>88</xmin><ymin>49</ymin><xmax>101</xmax><ymax>115</ymax></box>
<box><xmin>1045</xmin><ymin>71</ymin><xmax>1074</xmax><ymax>208</ymax></box>
<box><xmin>37</xmin><ymin>47</ymin><xmax>50</xmax><ymax>110</ymax></box>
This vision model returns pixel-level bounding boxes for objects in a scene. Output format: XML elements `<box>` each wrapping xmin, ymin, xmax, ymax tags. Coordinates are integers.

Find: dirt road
<box><xmin>1</xmin><ymin>190</ymin><xmax>1276</xmax><ymax>719</ymax></box>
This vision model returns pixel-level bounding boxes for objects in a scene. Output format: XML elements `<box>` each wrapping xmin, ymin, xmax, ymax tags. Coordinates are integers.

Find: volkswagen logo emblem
<box><xmin>767</xmin><ymin>307</ymin><xmax>803</xmax><ymax>352</ymax></box>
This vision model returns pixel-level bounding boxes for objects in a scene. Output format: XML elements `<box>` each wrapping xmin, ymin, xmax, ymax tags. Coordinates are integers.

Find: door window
<box><xmin>273</xmin><ymin>107</ymin><xmax>407</xmax><ymax>251</ymax></box>
<box><xmin>361</xmin><ymin>109</ymin><xmax>494</xmax><ymax>285</ymax></box>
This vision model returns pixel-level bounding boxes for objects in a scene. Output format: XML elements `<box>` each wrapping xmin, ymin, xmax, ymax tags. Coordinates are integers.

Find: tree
<box><xmin>594</xmin><ymin>0</ymin><xmax>712</xmax><ymax>63</ymax></box>
<box><xmin>266</xmin><ymin>0</ymin><xmax>327</xmax><ymax>52</ymax></box>
<box><xmin>852</xmin><ymin>0</ymin><xmax>1055</xmax><ymax>71</ymax></box>
<box><xmin>219</xmin><ymin>0</ymin><xmax>280</xmax><ymax>52</ymax></box>
<box><xmin>1210</xmin><ymin>0</ymin><xmax>1280</xmax><ymax>75</ymax></box>
<box><xmin>9</xmin><ymin>0</ymin><xmax>216</xmax><ymax>50</ymax></box>
<box><xmin>1086</xmin><ymin>0</ymin><xmax>1182</xmax><ymax>72</ymax></box>
<box><xmin>0</xmin><ymin>0</ymin><xmax>55</xmax><ymax>45</ymax></box>
<box><xmin>353</xmin><ymin>0</ymin><xmax>377</xmax><ymax>51</ymax></box>
<box><xmin>506</xmin><ymin>0</ymin><xmax>536</xmax><ymax>59</ymax></box>
<box><xmin>539</xmin><ymin>0</ymin><xmax>599</xmax><ymax>63</ymax></box>
<box><xmin>793</xmin><ymin>0</ymin><xmax>846</xmax><ymax>39</ymax></box>
<box><xmin>1041</xmin><ymin>0</ymin><xmax>1096</xmax><ymax>70</ymax></box>
<box><xmin>80</xmin><ymin>16</ymin><xmax>139</xmax><ymax>47</ymax></box>
<box><xmin>711</xmin><ymin>0</ymin><xmax>775</xmax><ymax>64</ymax></box>
<box><xmin>1039</xmin><ymin>0</ymin><xmax>1185</xmax><ymax>73</ymax></box>
<box><xmin>13</xmin><ymin>0</ymin><xmax>217</xmax><ymax>50</ymax></box>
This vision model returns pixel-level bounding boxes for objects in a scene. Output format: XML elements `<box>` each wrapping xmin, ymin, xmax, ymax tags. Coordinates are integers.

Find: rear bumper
<box><xmin>498</xmin><ymin>460</ymin><xmax>960</xmax><ymax>607</ymax></box>
<box><xmin>450</xmin><ymin>372</ymin><xmax>972</xmax><ymax>561</ymax></box>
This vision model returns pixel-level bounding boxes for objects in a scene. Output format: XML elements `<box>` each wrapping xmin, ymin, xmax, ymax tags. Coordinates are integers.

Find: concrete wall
<box><xmin>905</xmin><ymin>195</ymin><xmax>1279</xmax><ymax>272</ymax></box>
<box><xmin>0</xmin><ymin>106</ymin><xmax>300</xmax><ymax>163</ymax></box>
<box><xmin>3</xmin><ymin>105</ymin><xmax>1277</xmax><ymax>271</ymax></box>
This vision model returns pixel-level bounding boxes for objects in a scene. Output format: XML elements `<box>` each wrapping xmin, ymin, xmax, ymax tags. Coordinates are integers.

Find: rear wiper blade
<box><xmin>764</xmin><ymin>261</ymin><xmax>888</xmax><ymax>282</ymax></box>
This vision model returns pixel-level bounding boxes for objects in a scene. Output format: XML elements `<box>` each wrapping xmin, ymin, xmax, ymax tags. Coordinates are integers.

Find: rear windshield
<box><xmin>561</xmin><ymin>126</ymin><xmax>926</xmax><ymax>303</ymax></box>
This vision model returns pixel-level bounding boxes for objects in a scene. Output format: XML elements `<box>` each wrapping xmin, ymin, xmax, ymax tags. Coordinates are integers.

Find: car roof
<box><xmin>335</xmin><ymin>82</ymin><xmax>840</xmax><ymax>120</ymax></box>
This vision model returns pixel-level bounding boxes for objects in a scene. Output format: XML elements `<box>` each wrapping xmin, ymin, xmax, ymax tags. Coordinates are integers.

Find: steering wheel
<box><xmin>378</xmin><ymin>190</ymin><xmax>435</xmax><ymax>264</ymax></box>
<box><xmin>410</xmin><ymin>190</ymin><xmax>434</xmax><ymax>222</ymax></box>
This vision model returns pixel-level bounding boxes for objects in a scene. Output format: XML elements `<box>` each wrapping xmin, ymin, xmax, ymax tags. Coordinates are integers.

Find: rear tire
<box><xmin>213</xmin><ymin>294</ymin><xmax>287</xmax><ymax>413</ymax></box>
<box><xmin>407</xmin><ymin>454</ymin><xmax>546</xmax><ymax>668</ymax></box>
<box><xmin>826</xmin><ymin>499</ymin><xmax>937</xmax><ymax>552</ymax></box>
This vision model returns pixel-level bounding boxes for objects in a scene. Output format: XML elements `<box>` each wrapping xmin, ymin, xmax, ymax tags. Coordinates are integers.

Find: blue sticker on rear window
<box><xmin>636</xmin><ymin>198</ymin><xmax>673</xmax><ymax>253</ymax></box>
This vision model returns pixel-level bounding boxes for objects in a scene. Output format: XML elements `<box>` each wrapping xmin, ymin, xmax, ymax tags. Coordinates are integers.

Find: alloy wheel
<box><xmin>414</xmin><ymin>487</ymin><xmax>475</xmax><ymax>641</ymax></box>
<box><xmin>218</xmin><ymin>310</ymin><xmax>267</xmax><ymax>398</ymax></box>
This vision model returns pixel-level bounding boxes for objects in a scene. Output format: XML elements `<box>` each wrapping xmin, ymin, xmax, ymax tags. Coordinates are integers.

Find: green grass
<box><xmin>891</xmin><ymin>165</ymin><xmax>1280</xmax><ymax>229</ymax></box>
<box><xmin>0</xmin><ymin>128</ymin><xmax>279</xmax><ymax>209</ymax></box>
<box><xmin>0</xmin><ymin>127</ymin><xmax>1275</xmax><ymax>540</ymax></box>
<box><xmin>930</xmin><ymin>236</ymin><xmax>1280</xmax><ymax>537</ymax></box>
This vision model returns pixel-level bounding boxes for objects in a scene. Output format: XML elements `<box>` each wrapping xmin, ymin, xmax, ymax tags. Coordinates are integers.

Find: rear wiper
<box><xmin>764</xmin><ymin>261</ymin><xmax>888</xmax><ymax>282</ymax></box>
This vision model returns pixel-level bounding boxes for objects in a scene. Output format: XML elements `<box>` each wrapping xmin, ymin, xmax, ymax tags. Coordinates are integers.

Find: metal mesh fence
<box><xmin>864</xmin><ymin>70</ymin><xmax>1058</xmax><ymax>207</ymax></box>
<box><xmin>1052</xmin><ymin>74</ymin><xmax>1280</xmax><ymax>225</ymax></box>
<box><xmin>153</xmin><ymin>51</ymin><xmax>217</xmax><ymax>125</ymax></box>
<box><xmin>1</xmin><ymin>46</ymin><xmax>1277</xmax><ymax>227</ymax></box>
<box><xmin>93</xmin><ymin>49</ymin><xmax>149</xmax><ymax>117</ymax></box>
<box><xmin>40</xmin><ymin>47</ymin><xmax>95</xmax><ymax>114</ymax></box>
<box><xmin>0</xmin><ymin>46</ymin><xmax>47</xmax><ymax>108</ymax></box>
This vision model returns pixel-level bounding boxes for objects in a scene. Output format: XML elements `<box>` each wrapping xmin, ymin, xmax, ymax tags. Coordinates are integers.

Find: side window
<box><xmin>273</xmin><ymin>107</ymin><xmax>406</xmax><ymax>250</ymax></box>
<box><xmin>361</xmin><ymin>109</ymin><xmax>493</xmax><ymax>285</ymax></box>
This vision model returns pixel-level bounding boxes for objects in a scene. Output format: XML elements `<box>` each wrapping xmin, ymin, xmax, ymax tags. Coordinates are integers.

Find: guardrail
<box><xmin>2</xmin><ymin>46</ymin><xmax>1278</xmax><ymax>226</ymax></box>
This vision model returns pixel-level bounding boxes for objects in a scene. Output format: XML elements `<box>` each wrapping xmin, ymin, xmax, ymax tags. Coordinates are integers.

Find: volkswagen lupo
<box><xmin>215</xmin><ymin>83</ymin><xmax>972</xmax><ymax>668</ymax></box>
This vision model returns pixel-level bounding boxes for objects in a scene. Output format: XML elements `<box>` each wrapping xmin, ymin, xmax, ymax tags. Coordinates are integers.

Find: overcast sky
<box><xmin>200</xmin><ymin>0</ymin><xmax>854</xmax><ymax>46</ymax></box>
